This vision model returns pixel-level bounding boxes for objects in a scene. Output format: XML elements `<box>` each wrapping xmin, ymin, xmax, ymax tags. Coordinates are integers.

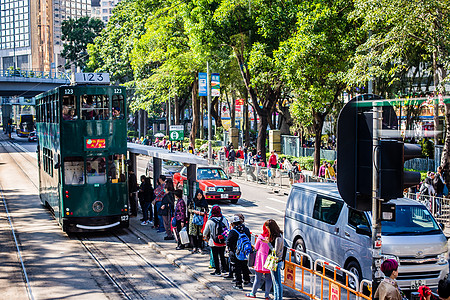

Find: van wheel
<box><xmin>346</xmin><ymin>261</ymin><xmax>362</xmax><ymax>290</ymax></box>
<box><xmin>293</xmin><ymin>238</ymin><xmax>309</xmax><ymax>267</ymax></box>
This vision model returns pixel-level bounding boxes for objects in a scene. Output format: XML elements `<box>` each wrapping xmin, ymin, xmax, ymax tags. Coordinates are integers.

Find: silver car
<box><xmin>146</xmin><ymin>159</ymin><xmax>183</xmax><ymax>179</ymax></box>
<box><xmin>284</xmin><ymin>183</ymin><xmax>448</xmax><ymax>290</ymax></box>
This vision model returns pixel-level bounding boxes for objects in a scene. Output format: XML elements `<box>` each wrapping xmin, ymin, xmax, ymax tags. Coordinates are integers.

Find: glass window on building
<box><xmin>3</xmin><ymin>56</ymin><xmax>13</xmax><ymax>69</ymax></box>
<box><xmin>17</xmin><ymin>54</ymin><xmax>28</xmax><ymax>69</ymax></box>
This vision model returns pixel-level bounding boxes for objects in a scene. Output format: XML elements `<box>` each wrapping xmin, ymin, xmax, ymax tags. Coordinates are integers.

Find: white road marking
<box><xmin>265</xmin><ymin>206</ymin><xmax>284</xmax><ymax>215</ymax></box>
<box><xmin>267</xmin><ymin>197</ymin><xmax>287</xmax><ymax>204</ymax></box>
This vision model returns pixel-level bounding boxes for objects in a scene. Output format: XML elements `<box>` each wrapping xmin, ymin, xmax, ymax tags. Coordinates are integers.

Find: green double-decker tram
<box><xmin>36</xmin><ymin>79</ymin><xmax>129</xmax><ymax>232</ymax></box>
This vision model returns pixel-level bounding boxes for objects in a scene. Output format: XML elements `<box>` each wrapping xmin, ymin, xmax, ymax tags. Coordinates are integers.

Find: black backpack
<box><xmin>211</xmin><ymin>217</ymin><xmax>227</xmax><ymax>244</ymax></box>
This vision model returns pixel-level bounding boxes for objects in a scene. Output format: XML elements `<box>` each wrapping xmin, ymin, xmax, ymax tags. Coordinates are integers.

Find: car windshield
<box><xmin>163</xmin><ymin>160</ymin><xmax>182</xmax><ymax>167</ymax></box>
<box><xmin>197</xmin><ymin>168</ymin><xmax>228</xmax><ymax>180</ymax></box>
<box><xmin>381</xmin><ymin>205</ymin><xmax>441</xmax><ymax>236</ymax></box>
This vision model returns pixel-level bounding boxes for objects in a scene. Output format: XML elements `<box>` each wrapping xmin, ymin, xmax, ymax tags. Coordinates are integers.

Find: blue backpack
<box><xmin>233</xmin><ymin>228</ymin><xmax>252</xmax><ymax>260</ymax></box>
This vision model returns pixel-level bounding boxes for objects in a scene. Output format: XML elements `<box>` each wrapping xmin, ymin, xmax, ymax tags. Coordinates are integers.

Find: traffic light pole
<box><xmin>372</xmin><ymin>105</ymin><xmax>382</xmax><ymax>297</ymax></box>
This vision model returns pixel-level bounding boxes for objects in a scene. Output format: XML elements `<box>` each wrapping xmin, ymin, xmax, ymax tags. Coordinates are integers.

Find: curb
<box><xmin>128</xmin><ymin>226</ymin><xmax>237</xmax><ymax>300</ymax></box>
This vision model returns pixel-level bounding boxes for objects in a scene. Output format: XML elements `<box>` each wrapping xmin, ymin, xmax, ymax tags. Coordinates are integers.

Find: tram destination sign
<box><xmin>73</xmin><ymin>73</ymin><xmax>110</xmax><ymax>84</ymax></box>
<box><xmin>169</xmin><ymin>125</ymin><xmax>184</xmax><ymax>141</ymax></box>
<box><xmin>86</xmin><ymin>138</ymin><xmax>106</xmax><ymax>149</ymax></box>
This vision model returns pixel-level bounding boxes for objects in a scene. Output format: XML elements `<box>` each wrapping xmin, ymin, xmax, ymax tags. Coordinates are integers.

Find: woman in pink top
<box><xmin>245</xmin><ymin>225</ymin><xmax>273</xmax><ymax>299</ymax></box>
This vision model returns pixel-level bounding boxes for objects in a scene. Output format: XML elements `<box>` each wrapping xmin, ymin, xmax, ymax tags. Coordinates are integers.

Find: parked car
<box><xmin>28</xmin><ymin>131</ymin><xmax>37</xmax><ymax>142</ymax></box>
<box><xmin>284</xmin><ymin>182</ymin><xmax>448</xmax><ymax>291</ymax></box>
<box><xmin>173</xmin><ymin>166</ymin><xmax>241</xmax><ymax>203</ymax></box>
<box><xmin>146</xmin><ymin>159</ymin><xmax>183</xmax><ymax>179</ymax></box>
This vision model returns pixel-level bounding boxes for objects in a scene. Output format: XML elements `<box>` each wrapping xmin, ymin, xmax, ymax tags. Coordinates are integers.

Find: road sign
<box><xmin>330</xmin><ymin>283</ymin><xmax>340</xmax><ymax>300</ymax></box>
<box><xmin>199</xmin><ymin>73</ymin><xmax>207</xmax><ymax>96</ymax></box>
<box><xmin>169</xmin><ymin>125</ymin><xmax>184</xmax><ymax>141</ymax></box>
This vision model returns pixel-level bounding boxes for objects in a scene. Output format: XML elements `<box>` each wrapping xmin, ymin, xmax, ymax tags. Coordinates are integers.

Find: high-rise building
<box><xmin>0</xmin><ymin>0</ymin><xmax>90</xmax><ymax>71</ymax></box>
<box><xmin>95</xmin><ymin>0</ymin><xmax>119</xmax><ymax>24</ymax></box>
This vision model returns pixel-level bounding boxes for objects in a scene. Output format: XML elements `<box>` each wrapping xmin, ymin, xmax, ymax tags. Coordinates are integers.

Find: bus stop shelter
<box><xmin>127</xmin><ymin>143</ymin><xmax>208</xmax><ymax>198</ymax></box>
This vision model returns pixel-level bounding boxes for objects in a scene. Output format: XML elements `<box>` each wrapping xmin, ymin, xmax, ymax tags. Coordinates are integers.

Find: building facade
<box><xmin>0</xmin><ymin>0</ymin><xmax>90</xmax><ymax>71</ymax></box>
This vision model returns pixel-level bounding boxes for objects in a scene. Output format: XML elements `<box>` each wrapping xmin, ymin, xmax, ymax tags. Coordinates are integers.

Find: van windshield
<box><xmin>381</xmin><ymin>205</ymin><xmax>441</xmax><ymax>236</ymax></box>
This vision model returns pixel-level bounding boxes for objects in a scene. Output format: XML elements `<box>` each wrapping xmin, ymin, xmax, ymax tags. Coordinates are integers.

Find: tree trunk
<box><xmin>441</xmin><ymin>103</ymin><xmax>450</xmax><ymax>186</ymax></box>
<box><xmin>252</xmin><ymin>105</ymin><xmax>258</xmax><ymax>132</ymax></box>
<box><xmin>244</xmin><ymin>94</ymin><xmax>249</xmax><ymax>146</ymax></box>
<box><xmin>211</xmin><ymin>97</ymin><xmax>222</xmax><ymax>128</ymax></box>
<box><xmin>174</xmin><ymin>95</ymin><xmax>180</xmax><ymax>125</ymax></box>
<box><xmin>190</xmin><ymin>79</ymin><xmax>199</xmax><ymax>147</ymax></box>
<box><xmin>230</xmin><ymin>90</ymin><xmax>236</xmax><ymax>128</ymax></box>
<box><xmin>165</xmin><ymin>100</ymin><xmax>170</xmax><ymax>136</ymax></box>
<box><xmin>257</xmin><ymin>113</ymin><xmax>269</xmax><ymax>163</ymax></box>
<box><xmin>312</xmin><ymin>111</ymin><xmax>325</xmax><ymax>176</ymax></box>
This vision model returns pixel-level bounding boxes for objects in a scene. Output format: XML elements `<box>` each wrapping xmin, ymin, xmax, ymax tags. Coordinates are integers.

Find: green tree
<box><xmin>61</xmin><ymin>16</ymin><xmax>104</xmax><ymax>70</ymax></box>
<box><xmin>349</xmin><ymin>0</ymin><xmax>450</xmax><ymax>183</ymax></box>
<box><xmin>277</xmin><ymin>0</ymin><xmax>358</xmax><ymax>174</ymax></box>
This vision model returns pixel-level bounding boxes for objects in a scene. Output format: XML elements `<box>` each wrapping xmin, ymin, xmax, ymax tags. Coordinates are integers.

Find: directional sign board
<box><xmin>169</xmin><ymin>125</ymin><xmax>184</xmax><ymax>141</ymax></box>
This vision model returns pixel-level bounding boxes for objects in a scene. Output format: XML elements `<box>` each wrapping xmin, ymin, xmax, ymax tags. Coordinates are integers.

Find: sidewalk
<box><xmin>127</xmin><ymin>215</ymin><xmax>308</xmax><ymax>300</ymax></box>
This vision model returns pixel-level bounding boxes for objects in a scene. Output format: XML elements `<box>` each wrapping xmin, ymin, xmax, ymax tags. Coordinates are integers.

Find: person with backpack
<box><xmin>203</xmin><ymin>205</ymin><xmax>229</xmax><ymax>276</ymax></box>
<box><xmin>227</xmin><ymin>215</ymin><xmax>252</xmax><ymax>289</ymax></box>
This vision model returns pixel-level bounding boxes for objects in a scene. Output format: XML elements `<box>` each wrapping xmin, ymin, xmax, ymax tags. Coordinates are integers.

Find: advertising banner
<box><xmin>211</xmin><ymin>73</ymin><xmax>220</xmax><ymax>97</ymax></box>
<box><xmin>199</xmin><ymin>72</ymin><xmax>207</xmax><ymax>96</ymax></box>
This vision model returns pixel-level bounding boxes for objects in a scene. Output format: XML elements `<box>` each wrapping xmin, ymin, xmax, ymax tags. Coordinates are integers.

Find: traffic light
<box><xmin>336</xmin><ymin>94</ymin><xmax>422</xmax><ymax>211</ymax></box>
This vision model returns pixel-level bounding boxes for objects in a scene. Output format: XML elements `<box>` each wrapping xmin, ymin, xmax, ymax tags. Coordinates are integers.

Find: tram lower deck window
<box><xmin>64</xmin><ymin>157</ymin><xmax>85</xmax><ymax>185</ymax></box>
<box><xmin>108</xmin><ymin>154</ymin><xmax>126</xmax><ymax>183</ymax></box>
<box><xmin>86</xmin><ymin>156</ymin><xmax>107</xmax><ymax>184</ymax></box>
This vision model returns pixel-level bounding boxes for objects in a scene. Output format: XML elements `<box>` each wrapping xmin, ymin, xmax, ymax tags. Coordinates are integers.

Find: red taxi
<box><xmin>173</xmin><ymin>166</ymin><xmax>241</xmax><ymax>204</ymax></box>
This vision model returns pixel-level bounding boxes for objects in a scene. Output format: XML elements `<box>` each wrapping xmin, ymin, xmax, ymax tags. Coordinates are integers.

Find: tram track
<box><xmin>77</xmin><ymin>231</ymin><xmax>196</xmax><ymax>300</ymax></box>
<box><xmin>0</xmin><ymin>138</ymin><xmax>35</xmax><ymax>300</ymax></box>
<box><xmin>2</xmin><ymin>137</ymin><xmax>203</xmax><ymax>300</ymax></box>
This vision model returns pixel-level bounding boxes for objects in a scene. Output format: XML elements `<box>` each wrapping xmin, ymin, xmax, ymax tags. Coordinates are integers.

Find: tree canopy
<box><xmin>61</xmin><ymin>16</ymin><xmax>104</xmax><ymax>70</ymax></box>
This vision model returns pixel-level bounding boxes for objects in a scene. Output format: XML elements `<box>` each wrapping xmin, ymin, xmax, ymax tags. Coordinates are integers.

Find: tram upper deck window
<box><xmin>86</xmin><ymin>156</ymin><xmax>107</xmax><ymax>184</ymax></box>
<box><xmin>81</xmin><ymin>95</ymin><xmax>109</xmax><ymax>120</ymax></box>
<box><xmin>64</xmin><ymin>157</ymin><xmax>85</xmax><ymax>185</ymax></box>
<box><xmin>108</xmin><ymin>154</ymin><xmax>126</xmax><ymax>183</ymax></box>
<box><xmin>62</xmin><ymin>95</ymin><xmax>77</xmax><ymax>121</ymax></box>
<box><xmin>112</xmin><ymin>95</ymin><xmax>124</xmax><ymax>119</ymax></box>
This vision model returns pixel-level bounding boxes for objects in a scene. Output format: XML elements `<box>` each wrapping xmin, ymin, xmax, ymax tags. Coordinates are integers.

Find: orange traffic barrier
<box><xmin>282</xmin><ymin>248</ymin><xmax>372</xmax><ymax>300</ymax></box>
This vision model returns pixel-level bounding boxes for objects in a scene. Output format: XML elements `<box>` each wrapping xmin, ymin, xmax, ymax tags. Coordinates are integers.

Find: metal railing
<box><xmin>208</xmin><ymin>158</ymin><xmax>336</xmax><ymax>193</ymax></box>
<box><xmin>0</xmin><ymin>69</ymin><xmax>71</xmax><ymax>80</ymax></box>
<box><xmin>404</xmin><ymin>192</ymin><xmax>450</xmax><ymax>226</ymax></box>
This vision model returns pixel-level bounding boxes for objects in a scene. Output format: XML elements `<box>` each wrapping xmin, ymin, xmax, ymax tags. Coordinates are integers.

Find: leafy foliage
<box><xmin>61</xmin><ymin>17</ymin><xmax>104</xmax><ymax>69</ymax></box>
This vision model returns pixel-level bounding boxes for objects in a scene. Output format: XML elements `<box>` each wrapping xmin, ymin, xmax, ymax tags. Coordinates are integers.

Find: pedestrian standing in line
<box><xmin>318</xmin><ymin>161</ymin><xmax>327</xmax><ymax>178</ymax></box>
<box><xmin>262</xmin><ymin>219</ymin><xmax>284</xmax><ymax>300</ymax></box>
<box><xmin>173</xmin><ymin>189</ymin><xmax>186</xmax><ymax>250</ymax></box>
<box><xmin>227</xmin><ymin>215</ymin><xmax>251</xmax><ymax>290</ymax></box>
<box><xmin>139</xmin><ymin>176</ymin><xmax>154</xmax><ymax>225</ymax></box>
<box><xmin>203</xmin><ymin>205</ymin><xmax>229</xmax><ymax>276</ymax></box>
<box><xmin>128</xmin><ymin>169</ymin><xmax>138</xmax><ymax>217</ymax></box>
<box><xmin>160</xmin><ymin>178</ymin><xmax>175</xmax><ymax>240</ymax></box>
<box><xmin>246</xmin><ymin>223</ymin><xmax>273</xmax><ymax>299</ymax></box>
<box><xmin>187</xmin><ymin>189</ymin><xmax>208</xmax><ymax>253</ymax></box>
<box><xmin>325</xmin><ymin>162</ymin><xmax>336</xmax><ymax>180</ymax></box>
<box><xmin>153</xmin><ymin>175</ymin><xmax>166</xmax><ymax>232</ymax></box>
<box><xmin>373</xmin><ymin>259</ymin><xmax>403</xmax><ymax>300</ymax></box>
<box><xmin>438</xmin><ymin>274</ymin><xmax>450</xmax><ymax>300</ymax></box>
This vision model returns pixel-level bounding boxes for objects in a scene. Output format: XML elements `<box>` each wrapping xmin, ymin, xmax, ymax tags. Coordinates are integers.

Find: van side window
<box><xmin>312</xmin><ymin>196</ymin><xmax>343</xmax><ymax>225</ymax></box>
<box><xmin>348</xmin><ymin>208</ymin><xmax>370</xmax><ymax>228</ymax></box>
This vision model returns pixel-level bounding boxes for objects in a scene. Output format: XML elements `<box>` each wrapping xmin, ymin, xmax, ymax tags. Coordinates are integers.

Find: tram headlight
<box><xmin>92</xmin><ymin>201</ymin><xmax>104</xmax><ymax>213</ymax></box>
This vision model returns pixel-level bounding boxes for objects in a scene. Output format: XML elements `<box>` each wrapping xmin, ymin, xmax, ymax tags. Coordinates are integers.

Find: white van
<box><xmin>284</xmin><ymin>183</ymin><xmax>449</xmax><ymax>290</ymax></box>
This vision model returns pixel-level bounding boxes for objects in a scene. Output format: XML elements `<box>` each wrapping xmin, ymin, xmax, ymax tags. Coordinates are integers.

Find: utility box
<box><xmin>269</xmin><ymin>130</ymin><xmax>281</xmax><ymax>153</ymax></box>
<box><xmin>229</xmin><ymin>127</ymin><xmax>239</xmax><ymax>149</ymax></box>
